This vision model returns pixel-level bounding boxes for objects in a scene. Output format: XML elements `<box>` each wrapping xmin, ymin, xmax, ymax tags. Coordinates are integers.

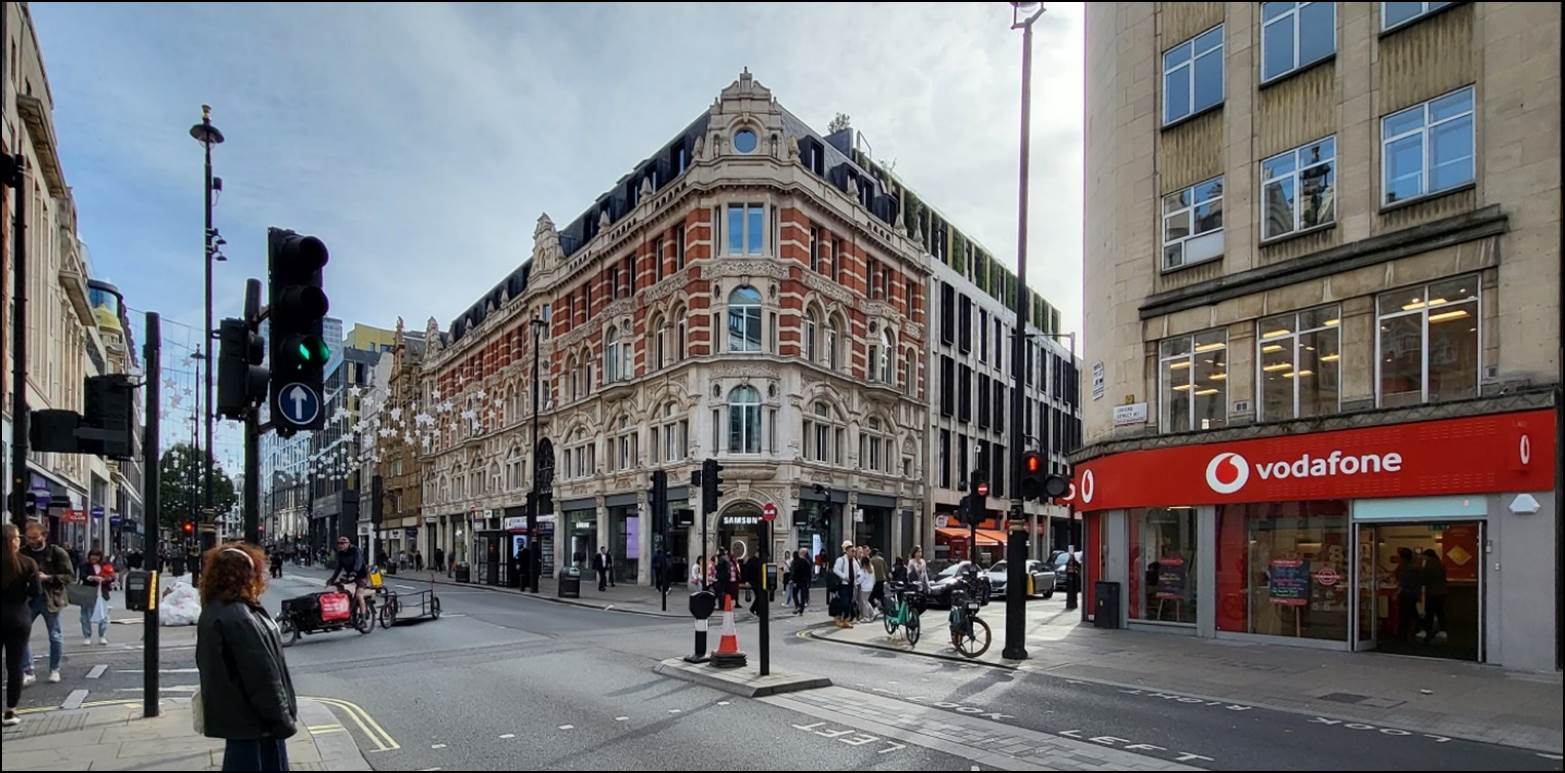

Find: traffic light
<box><xmin>959</xmin><ymin>470</ymin><xmax>987</xmax><ymax>526</ymax></box>
<box><xmin>218</xmin><ymin>318</ymin><xmax>269</xmax><ymax>419</ymax></box>
<box><xmin>267</xmin><ymin>228</ymin><xmax>330</xmax><ymax>435</ymax></box>
<box><xmin>648</xmin><ymin>469</ymin><xmax>669</xmax><ymax>534</ymax></box>
<box><xmin>182</xmin><ymin>520</ymin><xmax>194</xmax><ymax>536</ymax></box>
<box><xmin>701</xmin><ymin>458</ymin><xmax>725</xmax><ymax>513</ymax></box>
<box><xmin>1020</xmin><ymin>450</ymin><xmax>1046</xmax><ymax>501</ymax></box>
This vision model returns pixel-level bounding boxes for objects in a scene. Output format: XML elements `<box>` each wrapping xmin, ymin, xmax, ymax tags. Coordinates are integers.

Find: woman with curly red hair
<box><xmin>195</xmin><ymin>542</ymin><xmax>298</xmax><ymax>771</ymax></box>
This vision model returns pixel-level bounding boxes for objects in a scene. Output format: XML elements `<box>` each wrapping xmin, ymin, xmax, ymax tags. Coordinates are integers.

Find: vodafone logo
<box><xmin>1205</xmin><ymin>452</ymin><xmax>1250</xmax><ymax>495</ymax></box>
<box><xmin>1080</xmin><ymin>470</ymin><xmax>1096</xmax><ymax>504</ymax></box>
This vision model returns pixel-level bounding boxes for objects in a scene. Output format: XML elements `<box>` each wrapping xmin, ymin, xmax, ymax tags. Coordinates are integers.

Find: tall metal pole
<box><xmin>1004</xmin><ymin>1</ymin><xmax>1044</xmax><ymax>662</ymax></box>
<box><xmin>142</xmin><ymin>312</ymin><xmax>162</xmax><ymax>718</ymax></box>
<box><xmin>6</xmin><ymin>152</ymin><xmax>27</xmax><ymax>530</ymax></box>
<box><xmin>190</xmin><ymin>106</ymin><xmax>222</xmax><ymax>541</ymax></box>
<box><xmin>244</xmin><ymin>412</ymin><xmax>259</xmax><ymax>544</ymax></box>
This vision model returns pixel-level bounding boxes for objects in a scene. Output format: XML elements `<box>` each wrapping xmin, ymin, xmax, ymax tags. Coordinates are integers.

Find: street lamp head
<box><xmin>1011</xmin><ymin>1</ymin><xmax>1045</xmax><ymax>29</ymax></box>
<box><xmin>190</xmin><ymin>104</ymin><xmax>224</xmax><ymax>145</ymax></box>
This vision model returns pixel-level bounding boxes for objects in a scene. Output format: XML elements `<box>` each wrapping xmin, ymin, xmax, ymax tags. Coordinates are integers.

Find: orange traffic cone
<box><xmin>710</xmin><ymin>593</ymin><xmax>747</xmax><ymax>668</ymax></box>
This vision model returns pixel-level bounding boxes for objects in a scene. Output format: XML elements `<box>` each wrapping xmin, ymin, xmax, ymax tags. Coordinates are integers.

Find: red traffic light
<box><xmin>1025</xmin><ymin>453</ymin><xmax>1042</xmax><ymax>473</ymax></box>
<box><xmin>182</xmin><ymin>521</ymin><xmax>194</xmax><ymax>535</ymax></box>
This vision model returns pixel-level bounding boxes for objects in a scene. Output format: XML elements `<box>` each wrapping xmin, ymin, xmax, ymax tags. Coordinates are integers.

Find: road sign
<box><xmin>762</xmin><ymin>503</ymin><xmax>777</xmax><ymax>522</ymax></box>
<box><xmin>278</xmin><ymin>382</ymin><xmax>321</xmax><ymax>426</ymax></box>
<box><xmin>91</xmin><ymin>506</ymin><xmax>105</xmax><ymax>519</ymax></box>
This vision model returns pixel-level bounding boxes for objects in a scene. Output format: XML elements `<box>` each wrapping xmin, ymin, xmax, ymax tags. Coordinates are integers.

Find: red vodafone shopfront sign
<box><xmin>1065</xmin><ymin>409</ymin><xmax>1555</xmax><ymax>511</ymax></box>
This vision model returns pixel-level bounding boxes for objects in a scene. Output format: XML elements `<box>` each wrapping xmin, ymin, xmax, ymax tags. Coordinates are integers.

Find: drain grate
<box><xmin>1318</xmin><ymin>691</ymin><xmax>1373</xmax><ymax>704</ymax></box>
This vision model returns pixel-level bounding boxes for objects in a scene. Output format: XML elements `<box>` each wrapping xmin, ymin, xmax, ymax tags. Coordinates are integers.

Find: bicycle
<box><xmin>948</xmin><ymin>579</ymin><xmax>991</xmax><ymax>659</ymax></box>
<box><xmin>881</xmin><ymin>582</ymin><xmax>924</xmax><ymax>646</ymax></box>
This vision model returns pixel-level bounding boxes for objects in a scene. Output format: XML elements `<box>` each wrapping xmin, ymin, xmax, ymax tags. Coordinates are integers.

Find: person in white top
<box><xmin>689</xmin><ymin>555</ymin><xmax>707</xmax><ymax>593</ymax></box>
<box><xmin>831</xmin><ymin>541</ymin><xmax>857</xmax><ymax>629</ymax></box>
<box><xmin>907</xmin><ymin>545</ymin><xmax>931</xmax><ymax>592</ymax></box>
<box><xmin>855</xmin><ymin>550</ymin><xmax>877</xmax><ymax>623</ymax></box>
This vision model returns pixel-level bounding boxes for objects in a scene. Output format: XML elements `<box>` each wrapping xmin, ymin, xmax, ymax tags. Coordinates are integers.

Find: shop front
<box><xmin>854</xmin><ymin>495</ymin><xmax>897</xmax><ymax>558</ymax></box>
<box><xmin>717</xmin><ymin>505</ymin><xmax>763</xmax><ymax>563</ymax></box>
<box><xmin>561</xmin><ymin>499</ymin><xmax>598</xmax><ymax>572</ymax></box>
<box><xmin>1067</xmin><ymin>409</ymin><xmax>1556</xmax><ymax>671</ymax></box>
<box><xmin>606</xmin><ymin>494</ymin><xmax>641</xmax><ymax>585</ymax></box>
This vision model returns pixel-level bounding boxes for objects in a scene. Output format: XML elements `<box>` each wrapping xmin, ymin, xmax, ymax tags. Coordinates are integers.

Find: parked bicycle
<box><xmin>882</xmin><ymin>582</ymin><xmax>924</xmax><ymax>645</ymax></box>
<box><xmin>947</xmin><ymin>567</ymin><xmax>991</xmax><ymax>658</ymax></box>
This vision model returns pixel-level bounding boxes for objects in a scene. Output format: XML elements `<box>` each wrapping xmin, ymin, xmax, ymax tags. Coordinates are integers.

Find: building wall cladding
<box><xmin>1083</xmin><ymin>1</ymin><xmax>1561</xmax><ymax>452</ymax></box>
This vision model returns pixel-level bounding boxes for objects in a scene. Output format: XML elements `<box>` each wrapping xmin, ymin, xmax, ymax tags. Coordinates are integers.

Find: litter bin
<box><xmin>454</xmin><ymin>564</ymin><xmax>472</xmax><ymax>583</ymax></box>
<box><xmin>558</xmin><ymin>568</ymin><xmax>581</xmax><ymax>599</ymax></box>
<box><xmin>1093</xmin><ymin>581</ymin><xmax>1121</xmax><ymax>629</ymax></box>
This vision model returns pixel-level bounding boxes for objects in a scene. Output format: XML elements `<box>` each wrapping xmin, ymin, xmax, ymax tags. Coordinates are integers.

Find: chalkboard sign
<box><xmin>1269</xmin><ymin>559</ymin><xmax>1310</xmax><ymax>606</ymax></box>
<box><xmin>1155</xmin><ymin>556</ymin><xmax>1187</xmax><ymax>600</ymax></box>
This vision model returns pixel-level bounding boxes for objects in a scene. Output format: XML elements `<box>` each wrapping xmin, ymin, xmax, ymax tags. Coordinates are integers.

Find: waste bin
<box><xmin>1093</xmin><ymin>581</ymin><xmax>1121</xmax><ymax>629</ymax></box>
<box><xmin>454</xmin><ymin>563</ymin><xmax>472</xmax><ymax>583</ymax></box>
<box><xmin>558</xmin><ymin>568</ymin><xmax>581</xmax><ymax>599</ymax></box>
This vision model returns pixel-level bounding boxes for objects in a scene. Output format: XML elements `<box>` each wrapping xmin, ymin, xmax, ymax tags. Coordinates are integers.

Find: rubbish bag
<box><xmin>159</xmin><ymin>580</ymin><xmax>203</xmax><ymax>626</ymax></box>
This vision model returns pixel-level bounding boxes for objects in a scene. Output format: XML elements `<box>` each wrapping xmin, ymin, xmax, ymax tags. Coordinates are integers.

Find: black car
<box><xmin>923</xmin><ymin>561</ymin><xmax>992</xmax><ymax>609</ymax></box>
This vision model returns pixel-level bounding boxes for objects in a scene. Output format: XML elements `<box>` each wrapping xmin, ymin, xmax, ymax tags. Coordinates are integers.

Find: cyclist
<box><xmin>326</xmin><ymin>537</ymin><xmax>371</xmax><ymax>620</ymax></box>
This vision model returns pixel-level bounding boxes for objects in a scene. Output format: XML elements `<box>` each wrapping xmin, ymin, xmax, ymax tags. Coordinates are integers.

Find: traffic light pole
<box><xmin>142</xmin><ymin>312</ymin><xmax>162</xmax><ymax>718</ymax></box>
<box><xmin>243</xmin><ymin>410</ymin><xmax>259</xmax><ymax>544</ymax></box>
<box><xmin>1004</xmin><ymin>2</ymin><xmax>1045</xmax><ymax>662</ymax></box>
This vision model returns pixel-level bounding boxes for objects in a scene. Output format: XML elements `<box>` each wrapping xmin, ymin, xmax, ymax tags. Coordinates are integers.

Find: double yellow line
<box><xmin>305</xmin><ymin>696</ymin><xmax>400</xmax><ymax>752</ymax></box>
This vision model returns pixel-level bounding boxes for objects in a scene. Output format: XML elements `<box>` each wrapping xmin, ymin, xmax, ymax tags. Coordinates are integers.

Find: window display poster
<box><xmin>1269</xmin><ymin>558</ymin><xmax>1310</xmax><ymax>606</ymax></box>
<box><xmin>1156</xmin><ymin>555</ymin><xmax>1187</xmax><ymax>600</ymax></box>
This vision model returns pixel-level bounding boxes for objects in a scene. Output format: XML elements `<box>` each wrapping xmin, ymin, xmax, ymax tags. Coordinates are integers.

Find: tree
<box><xmin>158</xmin><ymin>443</ymin><xmax>237</xmax><ymax>530</ymax></box>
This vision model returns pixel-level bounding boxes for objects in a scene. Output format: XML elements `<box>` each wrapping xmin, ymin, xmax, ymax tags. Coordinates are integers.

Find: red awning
<box><xmin>935</xmin><ymin>527</ymin><xmax>1003</xmax><ymax>546</ymax></box>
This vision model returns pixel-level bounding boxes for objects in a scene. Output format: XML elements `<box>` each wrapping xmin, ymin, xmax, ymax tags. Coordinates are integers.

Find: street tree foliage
<box><xmin>158</xmin><ymin>443</ymin><xmax>237</xmax><ymax>528</ymax></box>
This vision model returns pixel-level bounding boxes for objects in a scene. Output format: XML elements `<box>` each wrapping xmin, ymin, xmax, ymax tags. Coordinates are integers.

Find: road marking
<box><xmin>112</xmin><ymin>685</ymin><xmax>198</xmax><ymax>693</ymax></box>
<box><xmin>395</xmin><ymin>584</ymin><xmax>418</xmax><ymax>590</ymax></box>
<box><xmin>717</xmin><ymin>701</ymin><xmax>731</xmax><ymax>706</ymax></box>
<box><xmin>1307</xmin><ymin>716</ymin><xmax>1451</xmax><ymax>743</ymax></box>
<box><xmin>431</xmin><ymin>744</ymin><xmax>447</xmax><ymax>750</ymax></box>
<box><xmin>1537</xmin><ymin>752</ymin><xmax>1564</xmax><ymax>761</ymax></box>
<box><xmin>499</xmin><ymin>733</ymin><xmax>516</xmax><ymax>739</ymax></box>
<box><xmin>61</xmin><ymin>689</ymin><xmax>89</xmax><ymax>710</ymax></box>
<box><xmin>308</xmin><ymin>696</ymin><xmax>401</xmax><ymax>752</ymax></box>
<box><xmin>86</xmin><ymin>665</ymin><xmax>108</xmax><ymax>680</ymax></box>
<box><xmin>615</xmin><ymin>717</ymin><xmax>629</xmax><ymax>722</ymax></box>
<box><xmin>116</xmin><ymin>668</ymin><xmax>201</xmax><ymax>674</ymax></box>
<box><xmin>790</xmin><ymin>721</ymin><xmax>907</xmax><ymax>756</ymax></box>
<box><xmin>308</xmin><ymin>724</ymin><xmax>345</xmax><ymax>733</ymax></box>
<box><xmin>668</xmin><ymin>708</ymin><xmax>682</xmax><ymax>714</ymax></box>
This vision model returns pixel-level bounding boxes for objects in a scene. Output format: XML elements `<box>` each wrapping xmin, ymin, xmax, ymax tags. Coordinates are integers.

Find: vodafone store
<box><xmin>1067</xmin><ymin>409</ymin><xmax>1557</xmax><ymax>671</ymax></box>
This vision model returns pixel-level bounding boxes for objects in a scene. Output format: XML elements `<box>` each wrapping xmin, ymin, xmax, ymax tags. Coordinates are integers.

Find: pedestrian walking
<box><xmin>745</xmin><ymin>552</ymin><xmax>764</xmax><ymax>615</ymax></box>
<box><xmin>856</xmin><ymin>552</ymin><xmax>877</xmax><ymax>623</ymax></box>
<box><xmin>870</xmin><ymin>548</ymin><xmax>888</xmax><ymax>611</ymax></box>
<box><xmin>414</xmin><ymin>549</ymin><xmax>424</xmax><ymax>572</ymax></box>
<box><xmin>269</xmin><ymin>547</ymin><xmax>284</xmax><ymax>579</ymax></box>
<box><xmin>1395</xmin><ymin>547</ymin><xmax>1423</xmax><ymax>642</ymax></box>
<box><xmin>196</xmin><ymin>543</ymin><xmax>298</xmax><ymax>772</ymax></box>
<box><xmin>188</xmin><ymin>543</ymin><xmax>203</xmax><ymax>586</ymax></box>
<box><xmin>593</xmin><ymin>547</ymin><xmax>613</xmax><ymax>592</ymax></box>
<box><xmin>1419</xmin><ymin>548</ymin><xmax>1449</xmax><ymax>643</ymax></box>
<box><xmin>830</xmin><ymin>541</ymin><xmax>856</xmax><ymax>628</ymax></box>
<box><xmin>790</xmin><ymin>548</ymin><xmax>813</xmax><ymax>616</ymax></box>
<box><xmin>652</xmin><ymin>549</ymin><xmax>670</xmax><ymax>595</ymax></box>
<box><xmin>77</xmin><ymin>549</ymin><xmax>115</xmax><ymax>646</ymax></box>
<box><xmin>19</xmin><ymin>522</ymin><xmax>72</xmax><ymax>686</ymax></box>
<box><xmin>779</xmin><ymin>554</ymin><xmax>795</xmax><ymax>610</ymax></box>
<box><xmin>3</xmin><ymin>523</ymin><xmax>41</xmax><ymax>728</ymax></box>
<box><xmin>689</xmin><ymin>554</ymin><xmax>707</xmax><ymax>592</ymax></box>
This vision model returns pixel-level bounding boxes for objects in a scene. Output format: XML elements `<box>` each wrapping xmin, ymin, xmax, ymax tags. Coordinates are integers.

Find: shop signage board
<box><xmin>1063</xmin><ymin>409</ymin><xmax>1555</xmax><ymax>511</ymax></box>
<box><xmin>1155</xmin><ymin>556</ymin><xmax>1187</xmax><ymax>600</ymax></box>
<box><xmin>1268</xmin><ymin>559</ymin><xmax>1310</xmax><ymax>606</ymax></box>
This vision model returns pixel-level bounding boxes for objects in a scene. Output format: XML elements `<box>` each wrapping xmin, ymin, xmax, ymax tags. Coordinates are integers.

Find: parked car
<box><xmin>924</xmin><ymin>561</ymin><xmax>993</xmax><ymax>608</ymax></box>
<box><xmin>1047</xmin><ymin>550</ymin><xmax>1083</xmax><ymax>576</ymax></box>
<box><xmin>985</xmin><ymin>560</ymin><xmax>1057</xmax><ymax>598</ymax></box>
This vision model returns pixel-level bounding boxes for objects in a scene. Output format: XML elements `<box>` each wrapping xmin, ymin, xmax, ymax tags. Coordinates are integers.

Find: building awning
<box><xmin>935</xmin><ymin>527</ymin><xmax>1002</xmax><ymax>546</ymax></box>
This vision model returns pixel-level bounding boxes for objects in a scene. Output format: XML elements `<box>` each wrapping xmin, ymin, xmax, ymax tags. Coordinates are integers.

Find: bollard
<box><xmin>685</xmin><ymin>590</ymin><xmax>716</xmax><ymax>664</ymax></box>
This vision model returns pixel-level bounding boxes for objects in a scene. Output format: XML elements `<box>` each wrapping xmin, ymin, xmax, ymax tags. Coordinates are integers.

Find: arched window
<box><xmin>568</xmin><ymin>354</ymin><xmax>581</xmax><ymax>400</ymax></box>
<box><xmin>728</xmin><ymin>286</ymin><xmax>762</xmax><ymax>352</ymax></box>
<box><xmin>672</xmin><ymin>304</ymin><xmax>687</xmax><ymax>362</ymax></box>
<box><xmin>805</xmin><ymin>310</ymin><xmax>819</xmax><ymax>363</ymax></box>
<box><xmin>827</xmin><ymin>317</ymin><xmax>842</xmax><ymax>372</ymax></box>
<box><xmin>727</xmin><ymin>385</ymin><xmax>762</xmax><ymax>453</ymax></box>
<box><xmin>803</xmin><ymin>400</ymin><xmax>841</xmax><ymax>463</ymax></box>
<box><xmin>605</xmin><ymin>326</ymin><xmax>622</xmax><ymax>383</ymax></box>
<box><xmin>881</xmin><ymin>330</ymin><xmax>896</xmax><ymax>385</ymax></box>
<box><xmin>859</xmin><ymin>418</ymin><xmax>890</xmax><ymax>473</ymax></box>
<box><xmin>904</xmin><ymin>348</ymin><xmax>917</xmax><ymax>394</ymax></box>
<box><xmin>651</xmin><ymin>314</ymin><xmax>667</xmax><ymax>371</ymax></box>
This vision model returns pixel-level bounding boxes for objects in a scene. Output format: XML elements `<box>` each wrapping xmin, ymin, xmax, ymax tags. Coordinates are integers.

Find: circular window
<box><xmin>733</xmin><ymin>129</ymin><xmax>758</xmax><ymax>153</ymax></box>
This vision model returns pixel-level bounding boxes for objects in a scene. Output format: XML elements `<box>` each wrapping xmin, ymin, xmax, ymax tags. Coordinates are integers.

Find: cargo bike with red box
<box><xmin>278</xmin><ymin>583</ymin><xmax>376</xmax><ymax>646</ymax></box>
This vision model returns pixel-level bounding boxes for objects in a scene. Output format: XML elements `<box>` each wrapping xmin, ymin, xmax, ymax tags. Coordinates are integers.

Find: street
<box><xmin>10</xmin><ymin>567</ymin><xmax>1559</xmax><ymax>771</ymax></box>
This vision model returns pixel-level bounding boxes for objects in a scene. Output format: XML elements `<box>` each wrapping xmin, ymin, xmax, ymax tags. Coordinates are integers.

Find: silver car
<box><xmin>985</xmin><ymin>559</ymin><xmax>1057</xmax><ymax>598</ymax></box>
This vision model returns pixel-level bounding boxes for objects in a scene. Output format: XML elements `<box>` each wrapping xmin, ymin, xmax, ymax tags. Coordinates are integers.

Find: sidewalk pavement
<box><xmin>384</xmin><ymin>567</ymin><xmax>763</xmax><ymax>621</ymax></box>
<box><xmin>810</xmin><ymin>599</ymin><xmax>1565</xmax><ymax>754</ymax></box>
<box><xmin>0</xmin><ymin>697</ymin><xmax>371</xmax><ymax>771</ymax></box>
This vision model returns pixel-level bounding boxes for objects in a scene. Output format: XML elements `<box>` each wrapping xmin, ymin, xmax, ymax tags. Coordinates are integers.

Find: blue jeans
<box><xmin>22</xmin><ymin>599</ymin><xmax>63</xmax><ymax>675</ymax></box>
<box><xmin>80</xmin><ymin>598</ymin><xmax>109</xmax><ymax>639</ymax></box>
<box><xmin>222</xmin><ymin>738</ymin><xmax>289</xmax><ymax>771</ymax></box>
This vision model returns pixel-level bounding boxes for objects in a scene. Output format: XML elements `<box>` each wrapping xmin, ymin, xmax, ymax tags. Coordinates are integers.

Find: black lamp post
<box><xmin>528</xmin><ymin>315</ymin><xmax>548</xmax><ymax>593</ymax></box>
<box><xmin>190</xmin><ymin>106</ymin><xmax>224</xmax><ymax>540</ymax></box>
<box><xmin>1004</xmin><ymin>0</ymin><xmax>1045</xmax><ymax>662</ymax></box>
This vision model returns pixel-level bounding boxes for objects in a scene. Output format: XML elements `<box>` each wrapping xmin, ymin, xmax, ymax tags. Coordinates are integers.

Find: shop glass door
<box><xmin>1354</xmin><ymin>524</ymin><xmax>1378</xmax><ymax>651</ymax></box>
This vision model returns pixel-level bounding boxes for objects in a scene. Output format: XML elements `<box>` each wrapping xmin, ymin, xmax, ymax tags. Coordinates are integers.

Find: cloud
<box><xmin>32</xmin><ymin>1</ymin><xmax>1085</xmax><ymax>346</ymax></box>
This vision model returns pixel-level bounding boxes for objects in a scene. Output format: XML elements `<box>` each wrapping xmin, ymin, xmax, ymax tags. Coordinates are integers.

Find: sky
<box><xmin>29</xmin><ymin>2</ymin><xmax>1085</xmax><ymax>470</ymax></box>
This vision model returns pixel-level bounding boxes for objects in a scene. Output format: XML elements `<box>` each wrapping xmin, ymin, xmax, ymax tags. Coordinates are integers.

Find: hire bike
<box><xmin>947</xmin><ymin>566</ymin><xmax>992</xmax><ymax>658</ymax></box>
<box><xmin>881</xmin><ymin>581</ymin><xmax>925</xmax><ymax>645</ymax></box>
